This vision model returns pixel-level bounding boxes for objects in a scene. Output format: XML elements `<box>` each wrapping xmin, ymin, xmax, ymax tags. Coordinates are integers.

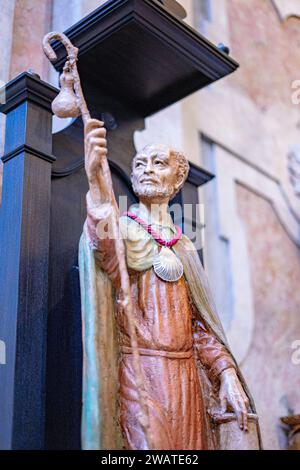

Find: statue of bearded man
<box><xmin>79</xmin><ymin>119</ymin><xmax>260</xmax><ymax>450</ymax></box>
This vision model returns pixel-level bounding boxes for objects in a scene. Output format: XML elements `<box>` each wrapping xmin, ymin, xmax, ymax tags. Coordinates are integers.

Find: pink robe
<box><xmin>86</xmin><ymin>207</ymin><xmax>236</xmax><ymax>450</ymax></box>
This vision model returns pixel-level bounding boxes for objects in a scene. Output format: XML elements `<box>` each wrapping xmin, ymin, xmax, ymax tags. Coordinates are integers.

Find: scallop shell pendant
<box><xmin>153</xmin><ymin>246</ymin><xmax>184</xmax><ymax>282</ymax></box>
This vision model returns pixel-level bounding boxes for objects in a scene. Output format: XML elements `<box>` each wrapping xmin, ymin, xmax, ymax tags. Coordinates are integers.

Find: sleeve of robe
<box><xmin>85</xmin><ymin>192</ymin><xmax>121</xmax><ymax>291</ymax></box>
<box><xmin>192</xmin><ymin>313</ymin><xmax>236</xmax><ymax>385</ymax></box>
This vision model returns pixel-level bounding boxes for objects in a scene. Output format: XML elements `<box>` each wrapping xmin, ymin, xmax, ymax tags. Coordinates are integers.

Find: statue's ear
<box><xmin>174</xmin><ymin>181</ymin><xmax>180</xmax><ymax>192</ymax></box>
<box><xmin>174</xmin><ymin>173</ymin><xmax>185</xmax><ymax>192</ymax></box>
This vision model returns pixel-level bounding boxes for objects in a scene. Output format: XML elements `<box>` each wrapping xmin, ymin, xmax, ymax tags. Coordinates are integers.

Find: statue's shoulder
<box><xmin>119</xmin><ymin>215</ymin><xmax>150</xmax><ymax>242</ymax></box>
<box><xmin>179</xmin><ymin>233</ymin><xmax>197</xmax><ymax>252</ymax></box>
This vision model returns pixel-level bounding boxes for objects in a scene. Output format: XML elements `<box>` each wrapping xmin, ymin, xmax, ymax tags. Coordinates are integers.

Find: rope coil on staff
<box><xmin>42</xmin><ymin>31</ymin><xmax>152</xmax><ymax>449</ymax></box>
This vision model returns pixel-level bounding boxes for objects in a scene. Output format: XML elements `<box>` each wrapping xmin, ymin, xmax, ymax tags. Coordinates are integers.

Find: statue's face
<box><xmin>131</xmin><ymin>144</ymin><xmax>180</xmax><ymax>202</ymax></box>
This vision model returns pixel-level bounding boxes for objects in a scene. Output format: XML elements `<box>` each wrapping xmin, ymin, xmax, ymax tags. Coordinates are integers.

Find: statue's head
<box><xmin>131</xmin><ymin>144</ymin><xmax>189</xmax><ymax>203</ymax></box>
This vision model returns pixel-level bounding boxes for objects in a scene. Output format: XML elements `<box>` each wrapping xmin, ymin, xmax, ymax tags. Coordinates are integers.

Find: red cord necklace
<box><xmin>123</xmin><ymin>211</ymin><xmax>182</xmax><ymax>247</ymax></box>
<box><xmin>123</xmin><ymin>211</ymin><xmax>184</xmax><ymax>282</ymax></box>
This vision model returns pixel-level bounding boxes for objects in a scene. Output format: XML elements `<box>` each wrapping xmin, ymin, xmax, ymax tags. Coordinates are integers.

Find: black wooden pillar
<box><xmin>0</xmin><ymin>72</ymin><xmax>58</xmax><ymax>449</ymax></box>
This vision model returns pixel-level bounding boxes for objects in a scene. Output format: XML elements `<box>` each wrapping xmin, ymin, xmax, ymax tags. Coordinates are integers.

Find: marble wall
<box><xmin>9</xmin><ymin>0</ymin><xmax>52</xmax><ymax>79</ymax></box>
<box><xmin>237</xmin><ymin>183</ymin><xmax>300</xmax><ymax>450</ymax></box>
<box><xmin>192</xmin><ymin>0</ymin><xmax>300</xmax><ymax>448</ymax></box>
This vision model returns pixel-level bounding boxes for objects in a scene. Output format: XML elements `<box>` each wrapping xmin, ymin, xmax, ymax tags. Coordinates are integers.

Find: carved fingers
<box><xmin>219</xmin><ymin>368</ymin><xmax>250</xmax><ymax>432</ymax></box>
<box><xmin>84</xmin><ymin>118</ymin><xmax>108</xmax><ymax>182</ymax></box>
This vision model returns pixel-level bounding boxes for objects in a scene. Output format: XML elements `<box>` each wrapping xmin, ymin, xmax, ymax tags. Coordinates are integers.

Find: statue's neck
<box><xmin>137</xmin><ymin>199</ymin><xmax>171</xmax><ymax>226</ymax></box>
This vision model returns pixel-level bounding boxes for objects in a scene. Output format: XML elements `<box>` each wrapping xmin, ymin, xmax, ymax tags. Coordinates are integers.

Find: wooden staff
<box><xmin>42</xmin><ymin>32</ymin><xmax>152</xmax><ymax>449</ymax></box>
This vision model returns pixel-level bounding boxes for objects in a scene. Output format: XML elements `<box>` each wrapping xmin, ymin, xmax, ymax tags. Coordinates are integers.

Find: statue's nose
<box><xmin>144</xmin><ymin>163</ymin><xmax>154</xmax><ymax>174</ymax></box>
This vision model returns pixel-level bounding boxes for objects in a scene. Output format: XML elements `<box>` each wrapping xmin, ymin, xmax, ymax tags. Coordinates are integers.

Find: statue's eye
<box><xmin>154</xmin><ymin>160</ymin><xmax>164</xmax><ymax>166</ymax></box>
<box><xmin>135</xmin><ymin>162</ymin><xmax>143</xmax><ymax>168</ymax></box>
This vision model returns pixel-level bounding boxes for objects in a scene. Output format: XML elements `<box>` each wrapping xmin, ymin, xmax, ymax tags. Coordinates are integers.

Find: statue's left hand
<box><xmin>219</xmin><ymin>368</ymin><xmax>250</xmax><ymax>431</ymax></box>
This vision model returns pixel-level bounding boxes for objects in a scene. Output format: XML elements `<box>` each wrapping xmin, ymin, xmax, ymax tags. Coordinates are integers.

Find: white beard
<box><xmin>132</xmin><ymin>180</ymin><xmax>174</xmax><ymax>201</ymax></box>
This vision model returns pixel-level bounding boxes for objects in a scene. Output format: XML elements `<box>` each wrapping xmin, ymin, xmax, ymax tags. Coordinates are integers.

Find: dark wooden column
<box><xmin>0</xmin><ymin>72</ymin><xmax>58</xmax><ymax>449</ymax></box>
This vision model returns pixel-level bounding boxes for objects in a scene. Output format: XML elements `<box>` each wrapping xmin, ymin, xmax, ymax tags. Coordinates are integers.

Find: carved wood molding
<box><xmin>2</xmin><ymin>144</ymin><xmax>56</xmax><ymax>164</ymax></box>
<box><xmin>51</xmin><ymin>150</ymin><xmax>214</xmax><ymax>190</ymax></box>
<box><xmin>0</xmin><ymin>72</ymin><xmax>58</xmax><ymax>115</ymax></box>
<box><xmin>51</xmin><ymin>156</ymin><xmax>132</xmax><ymax>186</ymax></box>
<box><xmin>47</xmin><ymin>0</ymin><xmax>238</xmax><ymax>118</ymax></box>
